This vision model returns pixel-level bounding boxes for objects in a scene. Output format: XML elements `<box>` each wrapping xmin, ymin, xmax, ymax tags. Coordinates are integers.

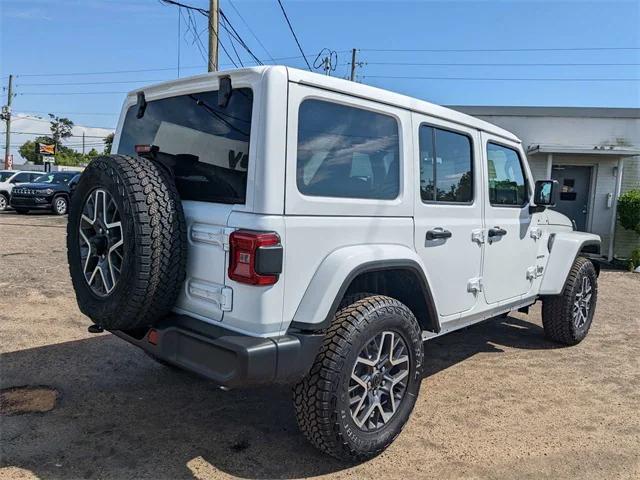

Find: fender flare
<box><xmin>539</xmin><ymin>231</ymin><xmax>601</xmax><ymax>295</ymax></box>
<box><xmin>288</xmin><ymin>244</ymin><xmax>440</xmax><ymax>333</ymax></box>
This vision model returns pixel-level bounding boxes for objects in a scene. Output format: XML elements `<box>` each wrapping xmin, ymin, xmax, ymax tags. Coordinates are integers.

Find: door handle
<box><xmin>426</xmin><ymin>228</ymin><xmax>452</xmax><ymax>241</ymax></box>
<box><xmin>488</xmin><ymin>227</ymin><xmax>507</xmax><ymax>238</ymax></box>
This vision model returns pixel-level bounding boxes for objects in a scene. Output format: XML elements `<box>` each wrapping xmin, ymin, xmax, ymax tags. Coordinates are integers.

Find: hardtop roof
<box><xmin>127</xmin><ymin>66</ymin><xmax>520</xmax><ymax>143</ymax></box>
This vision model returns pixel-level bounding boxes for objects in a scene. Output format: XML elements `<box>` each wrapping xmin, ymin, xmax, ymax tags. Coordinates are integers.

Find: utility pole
<box><xmin>2</xmin><ymin>74</ymin><xmax>13</xmax><ymax>169</ymax></box>
<box><xmin>208</xmin><ymin>0</ymin><xmax>219</xmax><ymax>72</ymax></box>
<box><xmin>350</xmin><ymin>49</ymin><xmax>357</xmax><ymax>81</ymax></box>
<box><xmin>82</xmin><ymin>132</ymin><xmax>86</xmax><ymax>155</ymax></box>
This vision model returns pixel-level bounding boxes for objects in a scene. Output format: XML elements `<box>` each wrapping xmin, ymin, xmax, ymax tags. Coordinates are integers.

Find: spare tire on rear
<box><xmin>67</xmin><ymin>154</ymin><xmax>187</xmax><ymax>330</ymax></box>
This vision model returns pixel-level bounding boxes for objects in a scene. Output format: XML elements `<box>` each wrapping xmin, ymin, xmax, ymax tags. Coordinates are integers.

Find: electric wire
<box><xmin>275</xmin><ymin>0</ymin><xmax>311</xmax><ymax>70</ymax></box>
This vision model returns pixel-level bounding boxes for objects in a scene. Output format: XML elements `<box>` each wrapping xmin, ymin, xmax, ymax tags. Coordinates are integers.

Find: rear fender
<box><xmin>288</xmin><ymin>244</ymin><xmax>439</xmax><ymax>332</ymax></box>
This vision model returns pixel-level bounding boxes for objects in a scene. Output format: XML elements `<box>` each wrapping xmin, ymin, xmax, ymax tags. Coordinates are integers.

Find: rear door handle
<box><xmin>488</xmin><ymin>227</ymin><xmax>507</xmax><ymax>238</ymax></box>
<box><xmin>426</xmin><ymin>228</ymin><xmax>452</xmax><ymax>240</ymax></box>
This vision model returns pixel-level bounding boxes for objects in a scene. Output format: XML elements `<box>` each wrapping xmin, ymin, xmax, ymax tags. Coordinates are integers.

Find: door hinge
<box><xmin>526</xmin><ymin>266</ymin><xmax>537</xmax><ymax>280</ymax></box>
<box><xmin>471</xmin><ymin>229</ymin><xmax>485</xmax><ymax>244</ymax></box>
<box><xmin>190</xmin><ymin>225</ymin><xmax>235</xmax><ymax>251</ymax></box>
<box><xmin>188</xmin><ymin>280</ymin><xmax>233</xmax><ymax>312</ymax></box>
<box><xmin>467</xmin><ymin>277</ymin><xmax>483</xmax><ymax>293</ymax></box>
<box><xmin>530</xmin><ymin>228</ymin><xmax>543</xmax><ymax>240</ymax></box>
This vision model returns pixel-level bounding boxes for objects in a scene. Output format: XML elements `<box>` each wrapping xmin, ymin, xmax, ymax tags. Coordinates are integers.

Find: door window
<box><xmin>11</xmin><ymin>173</ymin><xmax>31</xmax><ymax>183</ymax></box>
<box><xmin>419</xmin><ymin>125</ymin><xmax>473</xmax><ymax>203</ymax></box>
<box><xmin>296</xmin><ymin>99</ymin><xmax>400</xmax><ymax>200</ymax></box>
<box><xmin>486</xmin><ymin>143</ymin><xmax>528</xmax><ymax>206</ymax></box>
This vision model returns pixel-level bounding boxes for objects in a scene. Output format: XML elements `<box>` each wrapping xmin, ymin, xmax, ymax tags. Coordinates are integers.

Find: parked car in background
<box><xmin>0</xmin><ymin>170</ymin><xmax>43</xmax><ymax>211</ymax></box>
<box><xmin>10</xmin><ymin>172</ymin><xmax>80</xmax><ymax>215</ymax></box>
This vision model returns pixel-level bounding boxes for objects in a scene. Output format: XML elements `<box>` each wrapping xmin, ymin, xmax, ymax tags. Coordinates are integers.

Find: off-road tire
<box><xmin>293</xmin><ymin>295</ymin><xmax>424</xmax><ymax>461</ymax></box>
<box><xmin>0</xmin><ymin>193</ymin><xmax>8</xmax><ymax>211</ymax></box>
<box><xmin>67</xmin><ymin>154</ymin><xmax>187</xmax><ymax>330</ymax></box>
<box><xmin>542</xmin><ymin>257</ymin><xmax>598</xmax><ymax>345</ymax></box>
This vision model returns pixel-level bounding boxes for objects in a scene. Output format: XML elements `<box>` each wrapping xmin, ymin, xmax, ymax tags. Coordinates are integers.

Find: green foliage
<box><xmin>18</xmin><ymin>136</ymin><xmax>53</xmax><ymax>164</ymax></box>
<box><xmin>103</xmin><ymin>132</ymin><xmax>114</xmax><ymax>154</ymax></box>
<box><xmin>18</xmin><ymin>137</ymin><xmax>93</xmax><ymax>167</ymax></box>
<box><xmin>48</xmin><ymin>114</ymin><xmax>74</xmax><ymax>148</ymax></box>
<box><xmin>629</xmin><ymin>248</ymin><xmax>640</xmax><ymax>271</ymax></box>
<box><xmin>617</xmin><ymin>190</ymin><xmax>640</xmax><ymax>235</ymax></box>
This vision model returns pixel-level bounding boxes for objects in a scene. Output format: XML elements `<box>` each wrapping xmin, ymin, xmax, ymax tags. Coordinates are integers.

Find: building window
<box><xmin>296</xmin><ymin>99</ymin><xmax>400</xmax><ymax>200</ymax></box>
<box><xmin>487</xmin><ymin>142</ymin><xmax>528</xmax><ymax>206</ymax></box>
<box><xmin>419</xmin><ymin>125</ymin><xmax>473</xmax><ymax>203</ymax></box>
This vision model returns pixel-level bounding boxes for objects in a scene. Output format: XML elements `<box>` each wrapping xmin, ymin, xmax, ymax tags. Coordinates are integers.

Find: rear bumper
<box><xmin>112</xmin><ymin>314</ymin><xmax>324</xmax><ymax>388</ymax></box>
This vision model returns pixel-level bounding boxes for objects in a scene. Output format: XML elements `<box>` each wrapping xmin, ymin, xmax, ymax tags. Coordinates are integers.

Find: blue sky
<box><xmin>1</xmin><ymin>0</ymin><xmax>639</xmax><ymax>135</ymax></box>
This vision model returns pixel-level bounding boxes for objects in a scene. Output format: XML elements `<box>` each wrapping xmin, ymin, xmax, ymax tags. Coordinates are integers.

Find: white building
<box><xmin>451</xmin><ymin>106</ymin><xmax>640</xmax><ymax>261</ymax></box>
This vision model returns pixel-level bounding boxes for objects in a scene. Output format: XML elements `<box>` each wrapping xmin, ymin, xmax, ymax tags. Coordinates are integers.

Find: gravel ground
<box><xmin>1</xmin><ymin>210</ymin><xmax>639</xmax><ymax>480</ymax></box>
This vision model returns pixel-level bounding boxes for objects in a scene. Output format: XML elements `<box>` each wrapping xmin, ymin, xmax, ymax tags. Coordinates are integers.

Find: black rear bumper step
<box><xmin>111</xmin><ymin>314</ymin><xmax>323</xmax><ymax>388</ymax></box>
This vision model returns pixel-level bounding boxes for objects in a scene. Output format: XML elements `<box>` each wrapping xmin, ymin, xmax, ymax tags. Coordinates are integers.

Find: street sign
<box><xmin>38</xmin><ymin>143</ymin><xmax>56</xmax><ymax>155</ymax></box>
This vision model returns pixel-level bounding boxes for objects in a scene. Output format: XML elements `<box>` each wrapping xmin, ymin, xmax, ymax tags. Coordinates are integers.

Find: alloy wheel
<box><xmin>55</xmin><ymin>198</ymin><xmax>67</xmax><ymax>215</ymax></box>
<box><xmin>78</xmin><ymin>189</ymin><xmax>124</xmax><ymax>296</ymax></box>
<box><xmin>573</xmin><ymin>276</ymin><xmax>593</xmax><ymax>329</ymax></box>
<box><xmin>349</xmin><ymin>330</ymin><xmax>410</xmax><ymax>431</ymax></box>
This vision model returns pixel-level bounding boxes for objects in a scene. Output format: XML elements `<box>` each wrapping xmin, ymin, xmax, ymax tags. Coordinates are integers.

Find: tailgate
<box><xmin>173</xmin><ymin>201</ymin><xmax>234</xmax><ymax>322</ymax></box>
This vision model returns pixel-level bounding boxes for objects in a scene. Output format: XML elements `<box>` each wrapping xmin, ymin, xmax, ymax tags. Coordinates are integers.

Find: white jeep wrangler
<box><xmin>67</xmin><ymin>67</ymin><xmax>600</xmax><ymax>460</ymax></box>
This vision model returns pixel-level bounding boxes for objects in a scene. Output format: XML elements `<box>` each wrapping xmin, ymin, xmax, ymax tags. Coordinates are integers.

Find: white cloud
<box><xmin>4</xmin><ymin>114</ymin><xmax>114</xmax><ymax>164</ymax></box>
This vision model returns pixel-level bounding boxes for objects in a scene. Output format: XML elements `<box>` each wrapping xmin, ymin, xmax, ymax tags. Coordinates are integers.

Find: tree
<box><xmin>103</xmin><ymin>132</ymin><xmax>114</xmax><ymax>155</ymax></box>
<box><xmin>18</xmin><ymin>136</ymin><xmax>54</xmax><ymax>164</ymax></box>
<box><xmin>48</xmin><ymin>114</ymin><xmax>74</xmax><ymax>150</ymax></box>
<box><xmin>618</xmin><ymin>189</ymin><xmax>640</xmax><ymax>235</ymax></box>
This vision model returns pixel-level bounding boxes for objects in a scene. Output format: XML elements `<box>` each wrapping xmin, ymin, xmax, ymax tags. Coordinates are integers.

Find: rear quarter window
<box><xmin>296</xmin><ymin>99</ymin><xmax>400</xmax><ymax>200</ymax></box>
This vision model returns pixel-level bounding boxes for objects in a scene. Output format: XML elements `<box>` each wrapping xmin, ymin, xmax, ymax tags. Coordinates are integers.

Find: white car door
<box><xmin>481</xmin><ymin>133</ymin><xmax>540</xmax><ymax>304</ymax></box>
<box><xmin>412</xmin><ymin>113</ymin><xmax>483</xmax><ymax>317</ymax></box>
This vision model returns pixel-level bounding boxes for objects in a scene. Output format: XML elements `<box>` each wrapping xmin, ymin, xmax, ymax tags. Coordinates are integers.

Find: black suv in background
<box><xmin>10</xmin><ymin>172</ymin><xmax>81</xmax><ymax>215</ymax></box>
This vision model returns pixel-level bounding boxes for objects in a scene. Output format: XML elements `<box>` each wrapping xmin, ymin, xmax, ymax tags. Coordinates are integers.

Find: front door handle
<box><xmin>426</xmin><ymin>228</ymin><xmax>452</xmax><ymax>241</ymax></box>
<box><xmin>488</xmin><ymin>227</ymin><xmax>507</xmax><ymax>238</ymax></box>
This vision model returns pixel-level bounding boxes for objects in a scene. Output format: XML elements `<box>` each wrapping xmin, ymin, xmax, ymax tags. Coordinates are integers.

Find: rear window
<box><xmin>118</xmin><ymin>88</ymin><xmax>253</xmax><ymax>204</ymax></box>
<box><xmin>296</xmin><ymin>99</ymin><xmax>400</xmax><ymax>200</ymax></box>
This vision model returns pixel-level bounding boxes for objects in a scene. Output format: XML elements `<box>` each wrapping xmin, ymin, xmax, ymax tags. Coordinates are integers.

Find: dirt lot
<box><xmin>1</xmin><ymin>210</ymin><xmax>639</xmax><ymax>480</ymax></box>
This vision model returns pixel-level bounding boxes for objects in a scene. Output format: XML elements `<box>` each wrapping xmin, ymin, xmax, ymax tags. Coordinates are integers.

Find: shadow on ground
<box><xmin>1</xmin><ymin>315</ymin><xmax>560</xmax><ymax>479</ymax></box>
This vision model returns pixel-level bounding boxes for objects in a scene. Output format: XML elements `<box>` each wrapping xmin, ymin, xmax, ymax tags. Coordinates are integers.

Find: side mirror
<box><xmin>532</xmin><ymin>180</ymin><xmax>557</xmax><ymax>211</ymax></box>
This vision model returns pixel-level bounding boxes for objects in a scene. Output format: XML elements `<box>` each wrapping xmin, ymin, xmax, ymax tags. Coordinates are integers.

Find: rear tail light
<box><xmin>228</xmin><ymin>230</ymin><xmax>282</xmax><ymax>285</ymax></box>
<box><xmin>135</xmin><ymin>144</ymin><xmax>159</xmax><ymax>156</ymax></box>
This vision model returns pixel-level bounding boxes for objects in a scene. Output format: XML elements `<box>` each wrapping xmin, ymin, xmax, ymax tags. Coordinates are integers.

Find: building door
<box><xmin>551</xmin><ymin>165</ymin><xmax>592</xmax><ymax>231</ymax></box>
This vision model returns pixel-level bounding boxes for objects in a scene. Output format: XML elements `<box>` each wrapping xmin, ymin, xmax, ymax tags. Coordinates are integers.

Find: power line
<box><xmin>219</xmin><ymin>10</ymin><xmax>263</xmax><ymax>65</ymax></box>
<box><xmin>3</xmin><ymin>131</ymin><xmax>110</xmax><ymax>138</ymax></box>
<box><xmin>19</xmin><ymin>111</ymin><xmax>118</xmax><ymax>116</ymax></box>
<box><xmin>276</xmin><ymin>0</ymin><xmax>311</xmax><ymax>70</ymax></box>
<box><xmin>17</xmin><ymin>79</ymin><xmax>169</xmax><ymax>86</ymax></box>
<box><xmin>363</xmin><ymin>75</ymin><xmax>640</xmax><ymax>81</ymax></box>
<box><xmin>8</xmin><ymin>53</ymin><xmax>330</xmax><ymax>79</ymax></box>
<box><xmin>363</xmin><ymin>62</ymin><xmax>640</xmax><ymax>67</ymax></box>
<box><xmin>16</xmin><ymin>65</ymin><xmax>204</xmax><ymax>77</ymax></box>
<box><xmin>227</xmin><ymin>0</ymin><xmax>275</xmax><ymax>63</ymax></box>
<box><xmin>361</xmin><ymin>46</ymin><xmax>640</xmax><ymax>52</ymax></box>
<box><xmin>19</xmin><ymin>92</ymin><xmax>129</xmax><ymax>96</ymax></box>
<box><xmin>12</xmin><ymin>115</ymin><xmax>115</xmax><ymax>129</ymax></box>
